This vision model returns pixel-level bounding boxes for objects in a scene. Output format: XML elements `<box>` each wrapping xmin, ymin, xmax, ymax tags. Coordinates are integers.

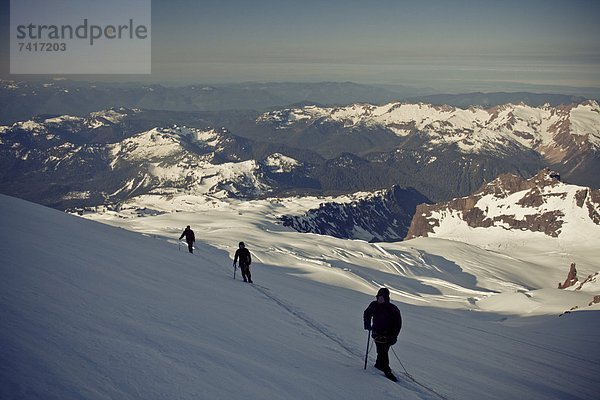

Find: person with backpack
<box><xmin>179</xmin><ymin>225</ymin><xmax>195</xmax><ymax>254</ymax></box>
<box><xmin>363</xmin><ymin>287</ymin><xmax>402</xmax><ymax>382</ymax></box>
<box><xmin>233</xmin><ymin>241</ymin><xmax>253</xmax><ymax>283</ymax></box>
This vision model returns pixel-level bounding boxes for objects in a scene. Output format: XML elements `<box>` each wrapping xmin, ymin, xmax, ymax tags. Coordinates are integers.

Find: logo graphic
<box><xmin>10</xmin><ymin>0</ymin><xmax>151</xmax><ymax>74</ymax></box>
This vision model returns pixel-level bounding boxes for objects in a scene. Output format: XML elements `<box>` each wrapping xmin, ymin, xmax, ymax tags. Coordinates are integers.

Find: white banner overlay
<box><xmin>10</xmin><ymin>0</ymin><xmax>151</xmax><ymax>74</ymax></box>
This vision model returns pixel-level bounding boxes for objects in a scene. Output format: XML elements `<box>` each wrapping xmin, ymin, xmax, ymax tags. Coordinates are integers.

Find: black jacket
<box><xmin>179</xmin><ymin>228</ymin><xmax>195</xmax><ymax>243</ymax></box>
<box><xmin>363</xmin><ymin>300</ymin><xmax>402</xmax><ymax>341</ymax></box>
<box><xmin>234</xmin><ymin>248</ymin><xmax>252</xmax><ymax>267</ymax></box>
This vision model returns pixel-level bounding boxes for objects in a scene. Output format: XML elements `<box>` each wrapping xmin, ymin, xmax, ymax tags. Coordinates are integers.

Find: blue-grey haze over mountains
<box><xmin>1</xmin><ymin>0</ymin><xmax>599</xmax><ymax>94</ymax></box>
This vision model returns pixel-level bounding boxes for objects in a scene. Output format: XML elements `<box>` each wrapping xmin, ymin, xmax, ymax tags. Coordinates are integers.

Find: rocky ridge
<box><xmin>279</xmin><ymin>185</ymin><xmax>430</xmax><ymax>242</ymax></box>
<box><xmin>405</xmin><ymin>169</ymin><xmax>600</xmax><ymax>240</ymax></box>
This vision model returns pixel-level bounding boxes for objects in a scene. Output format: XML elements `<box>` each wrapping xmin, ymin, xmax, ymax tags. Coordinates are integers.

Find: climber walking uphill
<box><xmin>179</xmin><ymin>225</ymin><xmax>195</xmax><ymax>254</ymax></box>
<box><xmin>363</xmin><ymin>287</ymin><xmax>402</xmax><ymax>382</ymax></box>
<box><xmin>233</xmin><ymin>242</ymin><xmax>253</xmax><ymax>283</ymax></box>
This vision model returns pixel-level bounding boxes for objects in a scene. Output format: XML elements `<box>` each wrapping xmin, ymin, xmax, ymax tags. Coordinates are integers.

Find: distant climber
<box><xmin>179</xmin><ymin>225</ymin><xmax>195</xmax><ymax>253</ymax></box>
<box><xmin>233</xmin><ymin>242</ymin><xmax>253</xmax><ymax>283</ymax></box>
<box><xmin>363</xmin><ymin>287</ymin><xmax>402</xmax><ymax>382</ymax></box>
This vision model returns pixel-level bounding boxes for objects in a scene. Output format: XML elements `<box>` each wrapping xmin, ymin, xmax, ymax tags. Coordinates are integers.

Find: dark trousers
<box><xmin>375</xmin><ymin>341</ymin><xmax>391</xmax><ymax>372</ymax></box>
<box><xmin>187</xmin><ymin>241</ymin><xmax>194</xmax><ymax>253</ymax></box>
<box><xmin>240</xmin><ymin>265</ymin><xmax>252</xmax><ymax>282</ymax></box>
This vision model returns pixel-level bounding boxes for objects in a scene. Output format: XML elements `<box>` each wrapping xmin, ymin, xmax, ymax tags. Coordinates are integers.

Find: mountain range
<box><xmin>2</xmin><ymin>99</ymin><xmax>599</xmax><ymax>208</ymax></box>
<box><xmin>1</xmin><ymin>79</ymin><xmax>593</xmax><ymax>125</ymax></box>
<box><xmin>407</xmin><ymin>91</ymin><xmax>588</xmax><ymax>108</ymax></box>
<box><xmin>1</xmin><ymin>94</ymin><xmax>599</xmax><ymax>249</ymax></box>
<box><xmin>0</xmin><ymin>80</ymin><xmax>433</xmax><ymax>125</ymax></box>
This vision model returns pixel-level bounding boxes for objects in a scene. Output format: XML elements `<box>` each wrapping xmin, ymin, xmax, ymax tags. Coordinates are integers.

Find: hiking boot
<box><xmin>384</xmin><ymin>370</ymin><xmax>398</xmax><ymax>382</ymax></box>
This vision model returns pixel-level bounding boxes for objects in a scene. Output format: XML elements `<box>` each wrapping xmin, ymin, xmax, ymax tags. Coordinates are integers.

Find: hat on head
<box><xmin>376</xmin><ymin>287</ymin><xmax>390</xmax><ymax>301</ymax></box>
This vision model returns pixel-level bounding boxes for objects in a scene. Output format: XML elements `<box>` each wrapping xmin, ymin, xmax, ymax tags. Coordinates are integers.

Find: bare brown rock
<box><xmin>558</xmin><ymin>263</ymin><xmax>578</xmax><ymax>289</ymax></box>
<box><xmin>588</xmin><ymin>190</ymin><xmax>600</xmax><ymax>224</ymax></box>
<box><xmin>405</xmin><ymin>168</ymin><xmax>570</xmax><ymax>239</ymax></box>
<box><xmin>575</xmin><ymin>272</ymin><xmax>599</xmax><ymax>291</ymax></box>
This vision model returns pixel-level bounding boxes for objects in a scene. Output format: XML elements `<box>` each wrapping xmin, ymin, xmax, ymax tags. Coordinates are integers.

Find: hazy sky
<box><xmin>2</xmin><ymin>0</ymin><xmax>600</xmax><ymax>92</ymax></box>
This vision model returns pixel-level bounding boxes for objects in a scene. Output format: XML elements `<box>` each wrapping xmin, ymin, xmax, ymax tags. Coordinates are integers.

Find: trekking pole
<box><xmin>233</xmin><ymin>264</ymin><xmax>237</xmax><ymax>280</ymax></box>
<box><xmin>178</xmin><ymin>241</ymin><xmax>181</xmax><ymax>251</ymax></box>
<box><xmin>364</xmin><ymin>329</ymin><xmax>371</xmax><ymax>370</ymax></box>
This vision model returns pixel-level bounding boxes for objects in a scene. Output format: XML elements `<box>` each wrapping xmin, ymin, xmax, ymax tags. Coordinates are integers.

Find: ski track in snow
<box><xmin>194</xmin><ymin>237</ymin><xmax>450</xmax><ymax>400</ymax></box>
<box><xmin>243</xmin><ymin>278</ymin><xmax>449</xmax><ymax>400</ymax></box>
<box><xmin>250</xmin><ymin>283</ymin><xmax>362</xmax><ymax>359</ymax></box>
<box><xmin>233</xmin><ymin>255</ymin><xmax>597</xmax><ymax>400</ymax></box>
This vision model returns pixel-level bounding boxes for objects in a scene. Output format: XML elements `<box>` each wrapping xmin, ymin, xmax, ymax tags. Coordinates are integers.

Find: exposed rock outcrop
<box><xmin>279</xmin><ymin>185</ymin><xmax>430</xmax><ymax>242</ymax></box>
<box><xmin>558</xmin><ymin>263</ymin><xmax>578</xmax><ymax>289</ymax></box>
<box><xmin>576</xmin><ymin>272</ymin><xmax>599</xmax><ymax>291</ymax></box>
<box><xmin>405</xmin><ymin>168</ymin><xmax>600</xmax><ymax>240</ymax></box>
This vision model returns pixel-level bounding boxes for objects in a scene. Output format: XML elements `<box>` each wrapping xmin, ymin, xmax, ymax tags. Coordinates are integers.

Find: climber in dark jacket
<box><xmin>179</xmin><ymin>225</ymin><xmax>195</xmax><ymax>253</ymax></box>
<box><xmin>363</xmin><ymin>287</ymin><xmax>402</xmax><ymax>381</ymax></box>
<box><xmin>233</xmin><ymin>241</ymin><xmax>253</xmax><ymax>283</ymax></box>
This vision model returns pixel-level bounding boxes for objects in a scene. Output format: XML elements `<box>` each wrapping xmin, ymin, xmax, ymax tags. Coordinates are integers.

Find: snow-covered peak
<box><xmin>263</xmin><ymin>153</ymin><xmax>302</xmax><ymax>173</ymax></box>
<box><xmin>171</xmin><ymin>125</ymin><xmax>228</xmax><ymax>148</ymax></box>
<box><xmin>82</xmin><ymin>108</ymin><xmax>142</xmax><ymax>129</ymax></box>
<box><xmin>571</xmin><ymin>272</ymin><xmax>600</xmax><ymax>293</ymax></box>
<box><xmin>259</xmin><ymin>101</ymin><xmax>600</xmax><ymax>156</ymax></box>
<box><xmin>407</xmin><ymin>169</ymin><xmax>600</xmax><ymax>246</ymax></box>
<box><xmin>109</xmin><ymin>128</ymin><xmax>185</xmax><ymax>161</ymax></box>
<box><xmin>569</xmin><ymin>101</ymin><xmax>600</xmax><ymax>146</ymax></box>
<box><xmin>1</xmin><ymin>108</ymin><xmax>137</xmax><ymax>134</ymax></box>
<box><xmin>108</xmin><ymin>126</ymin><xmax>231</xmax><ymax>163</ymax></box>
<box><xmin>89</xmin><ymin>108</ymin><xmax>131</xmax><ymax>125</ymax></box>
<box><xmin>11</xmin><ymin>120</ymin><xmax>47</xmax><ymax>133</ymax></box>
<box><xmin>43</xmin><ymin>115</ymin><xmax>83</xmax><ymax>125</ymax></box>
<box><xmin>103</xmin><ymin>126</ymin><xmax>272</xmax><ymax>199</ymax></box>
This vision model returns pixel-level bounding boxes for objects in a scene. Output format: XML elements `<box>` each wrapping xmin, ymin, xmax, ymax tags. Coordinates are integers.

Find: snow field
<box><xmin>1</xmin><ymin>194</ymin><xmax>599</xmax><ymax>399</ymax></box>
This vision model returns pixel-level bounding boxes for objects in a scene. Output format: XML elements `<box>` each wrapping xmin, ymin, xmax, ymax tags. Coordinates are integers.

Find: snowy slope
<box><xmin>1</xmin><ymin>194</ymin><xmax>416</xmax><ymax>400</ymax></box>
<box><xmin>2</xmin><ymin>193</ymin><xmax>600</xmax><ymax>400</ymax></box>
<box><xmin>82</xmin><ymin>191</ymin><xmax>600</xmax><ymax>313</ymax></box>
